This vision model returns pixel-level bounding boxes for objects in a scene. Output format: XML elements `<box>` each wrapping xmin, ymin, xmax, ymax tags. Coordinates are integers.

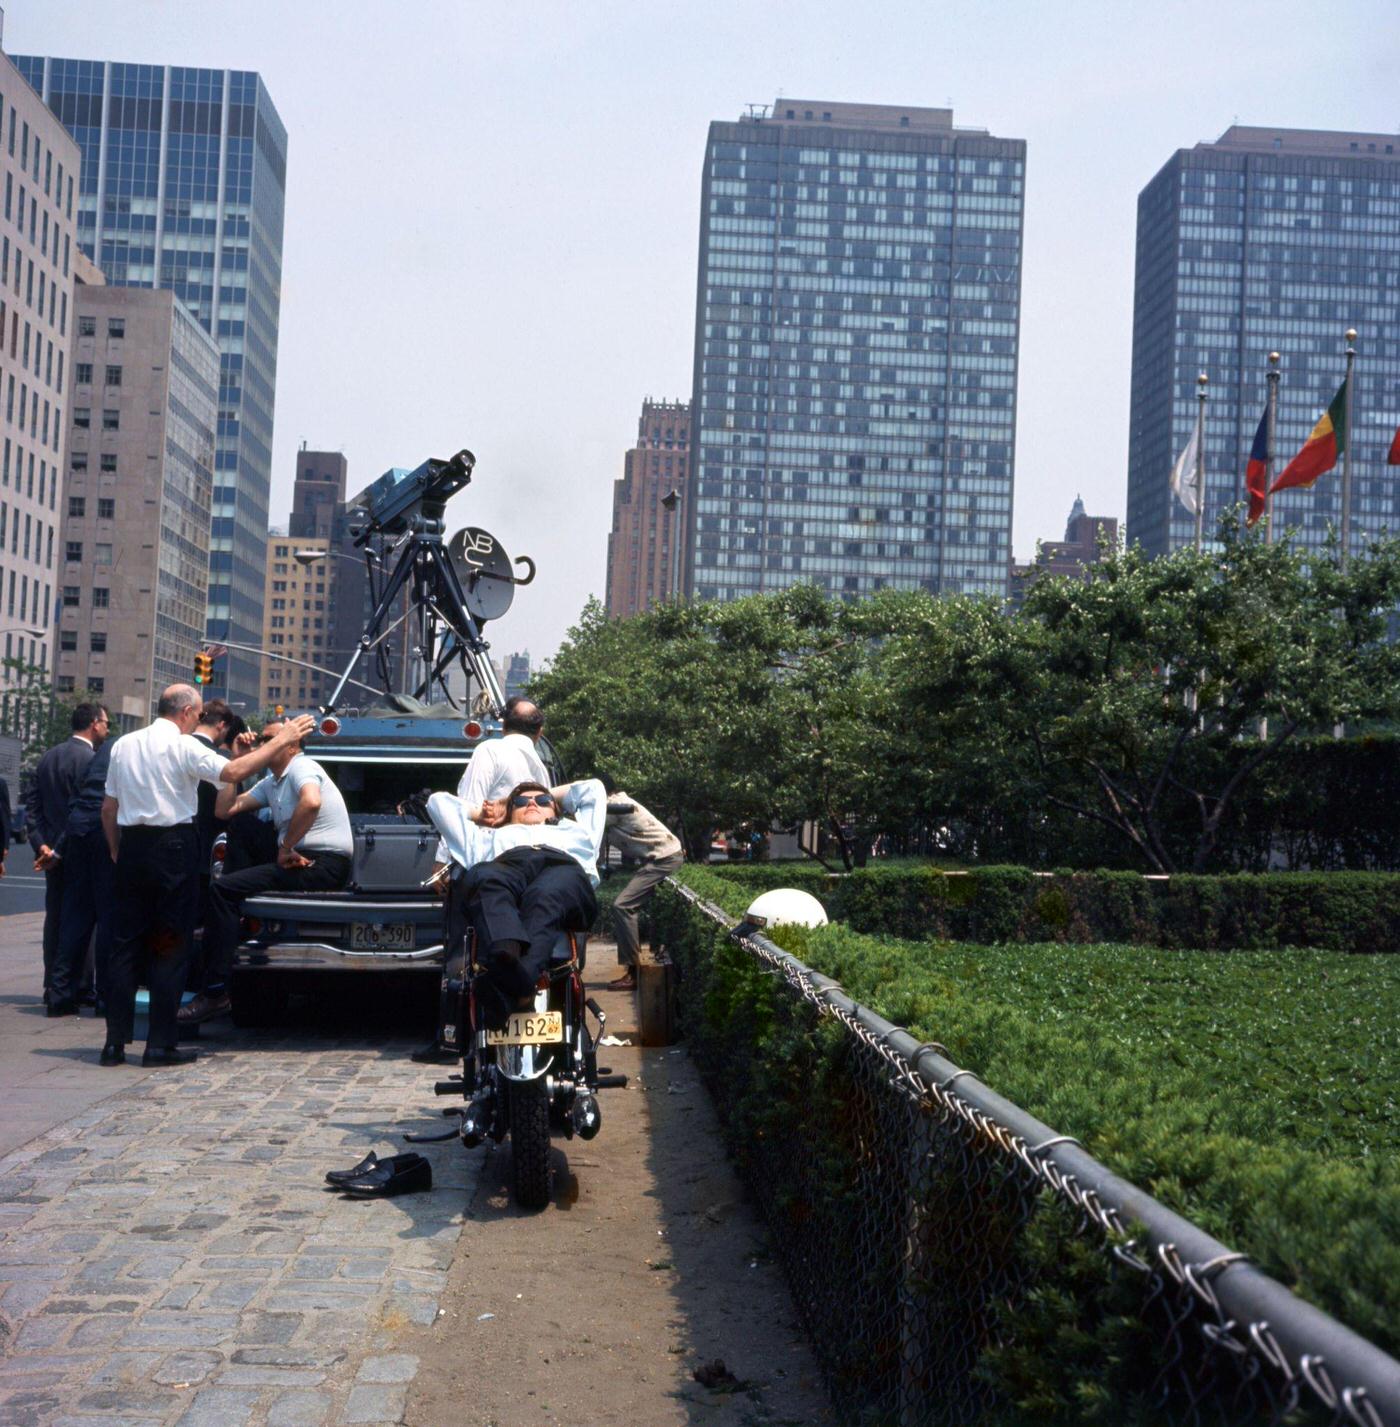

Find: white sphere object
<box><xmin>745</xmin><ymin>888</ymin><xmax>829</xmax><ymax>930</ymax></box>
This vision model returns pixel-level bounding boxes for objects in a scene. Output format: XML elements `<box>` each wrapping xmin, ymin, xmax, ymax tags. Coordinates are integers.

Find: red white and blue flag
<box><xmin>1245</xmin><ymin>404</ymin><xmax>1269</xmax><ymax>526</ymax></box>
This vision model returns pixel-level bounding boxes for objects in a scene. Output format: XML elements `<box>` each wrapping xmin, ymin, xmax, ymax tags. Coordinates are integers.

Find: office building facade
<box><xmin>0</xmin><ymin>48</ymin><xmax>80</xmax><ymax>701</ymax></box>
<box><xmin>15</xmin><ymin>54</ymin><xmax>288</xmax><ymax>707</ymax></box>
<box><xmin>260</xmin><ymin>532</ymin><xmax>332</xmax><ymax>712</ymax></box>
<box><xmin>605</xmin><ymin>398</ymin><xmax>689</xmax><ymax>617</ymax></box>
<box><xmin>57</xmin><ymin>279</ymin><xmax>218</xmax><ymax>727</ymax></box>
<box><xmin>688</xmin><ymin>99</ymin><xmax>1024</xmax><ymax>603</ymax></box>
<box><xmin>290</xmin><ymin>445</ymin><xmax>346</xmax><ymax>540</ymax></box>
<box><xmin>1127</xmin><ymin>126</ymin><xmax>1400</xmax><ymax>558</ymax></box>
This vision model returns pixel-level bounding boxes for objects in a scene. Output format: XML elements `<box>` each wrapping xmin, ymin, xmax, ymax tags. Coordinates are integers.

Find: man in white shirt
<box><xmin>99</xmin><ymin>685</ymin><xmax>313</xmax><ymax>1068</ymax></box>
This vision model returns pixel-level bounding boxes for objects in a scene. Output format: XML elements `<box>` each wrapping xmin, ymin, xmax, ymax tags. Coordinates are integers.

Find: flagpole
<box><xmin>1194</xmin><ymin>372</ymin><xmax>1208</xmax><ymax>552</ymax></box>
<box><xmin>1265</xmin><ymin>352</ymin><xmax>1280</xmax><ymax>545</ymax></box>
<box><xmin>1340</xmin><ymin>328</ymin><xmax>1356</xmax><ymax>572</ymax></box>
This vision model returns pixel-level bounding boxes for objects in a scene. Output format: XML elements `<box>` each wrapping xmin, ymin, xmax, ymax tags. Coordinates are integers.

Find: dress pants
<box><xmin>461</xmin><ymin>848</ymin><xmax>597</xmax><ymax>995</ymax></box>
<box><xmin>612</xmin><ymin>852</ymin><xmax>684</xmax><ymax>966</ymax></box>
<box><xmin>52</xmin><ymin>830</ymin><xmax>114</xmax><ymax>1007</ymax></box>
<box><xmin>202</xmin><ymin>851</ymin><xmax>352</xmax><ymax>988</ymax></box>
<box><xmin>106</xmin><ymin>825</ymin><xmax>200</xmax><ymax>1050</ymax></box>
<box><xmin>41</xmin><ymin>861</ymin><xmax>65</xmax><ymax>999</ymax></box>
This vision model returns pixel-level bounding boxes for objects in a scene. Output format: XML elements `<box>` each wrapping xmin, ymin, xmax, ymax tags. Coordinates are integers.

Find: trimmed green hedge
<box><xmin>706</xmin><ymin>861</ymin><xmax>1400</xmax><ymax>954</ymax></box>
<box><xmin>657</xmin><ymin>865</ymin><xmax>1400</xmax><ymax>1422</ymax></box>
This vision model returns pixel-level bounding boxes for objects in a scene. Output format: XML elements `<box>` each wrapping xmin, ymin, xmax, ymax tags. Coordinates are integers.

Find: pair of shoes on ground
<box><xmin>177</xmin><ymin>990</ymin><xmax>231</xmax><ymax>1025</ymax></box>
<box><xmin>605</xmin><ymin>972</ymin><xmax>637</xmax><ymax>991</ymax></box>
<box><xmin>46</xmin><ymin>999</ymin><xmax>79</xmax><ymax>1017</ymax></box>
<box><xmin>98</xmin><ymin>1043</ymin><xmax>199</xmax><ymax>1068</ymax></box>
<box><xmin>324</xmin><ymin>1151</ymin><xmax>432</xmax><ymax>1197</ymax></box>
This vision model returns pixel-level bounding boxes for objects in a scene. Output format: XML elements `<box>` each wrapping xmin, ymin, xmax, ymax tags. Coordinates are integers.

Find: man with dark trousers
<box><xmin>38</xmin><ymin>738</ymin><xmax>117</xmax><ymax>1015</ymax></box>
<box><xmin>187</xmin><ymin>699</ymin><xmax>243</xmax><ymax>990</ymax></box>
<box><xmin>27</xmin><ymin>703</ymin><xmax>109</xmax><ymax>1014</ymax></box>
<box><xmin>184</xmin><ymin>719</ymin><xmax>353</xmax><ymax>1027</ymax></box>
<box><xmin>99</xmin><ymin>686</ymin><xmax>313</xmax><ymax>1067</ymax></box>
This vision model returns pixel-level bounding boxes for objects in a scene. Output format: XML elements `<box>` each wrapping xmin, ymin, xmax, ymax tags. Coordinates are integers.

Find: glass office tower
<box><xmin>687</xmin><ymin>100</ymin><xmax>1024</xmax><ymax>602</ymax></box>
<box><xmin>1127</xmin><ymin>126</ymin><xmax>1400</xmax><ymax>559</ymax></box>
<box><xmin>15</xmin><ymin>55</ymin><xmax>287</xmax><ymax>705</ymax></box>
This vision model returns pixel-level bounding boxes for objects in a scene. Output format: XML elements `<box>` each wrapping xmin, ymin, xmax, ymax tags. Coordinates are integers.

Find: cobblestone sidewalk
<box><xmin>0</xmin><ymin>1038</ymin><xmax>471</xmax><ymax>1427</ymax></box>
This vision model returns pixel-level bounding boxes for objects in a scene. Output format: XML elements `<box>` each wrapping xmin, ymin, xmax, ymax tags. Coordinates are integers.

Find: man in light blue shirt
<box><xmin>427</xmin><ymin>778</ymin><xmax>604</xmax><ymax>1028</ymax></box>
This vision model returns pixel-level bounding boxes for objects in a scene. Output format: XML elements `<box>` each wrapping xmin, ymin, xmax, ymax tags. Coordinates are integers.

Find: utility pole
<box><xmin>1264</xmin><ymin>352</ymin><xmax>1280</xmax><ymax>545</ymax></box>
<box><xmin>1194</xmin><ymin>373</ymin><xmax>1208</xmax><ymax>552</ymax></box>
<box><xmin>661</xmin><ymin>488</ymin><xmax>682</xmax><ymax>602</ymax></box>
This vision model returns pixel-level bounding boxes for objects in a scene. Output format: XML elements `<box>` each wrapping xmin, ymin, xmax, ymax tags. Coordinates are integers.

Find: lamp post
<box><xmin>660</xmin><ymin>488</ymin><xmax>682</xmax><ymax>603</ymax></box>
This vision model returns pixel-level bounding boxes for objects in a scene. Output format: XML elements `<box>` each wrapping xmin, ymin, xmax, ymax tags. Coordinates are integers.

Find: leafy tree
<box><xmin>0</xmin><ymin>659</ymin><xmax>107</xmax><ymax>762</ymax></box>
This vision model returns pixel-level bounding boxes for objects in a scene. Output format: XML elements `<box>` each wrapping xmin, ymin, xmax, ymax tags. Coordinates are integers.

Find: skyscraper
<box><xmin>58</xmin><ymin>275</ymin><xmax>219</xmax><ymax>729</ymax></box>
<box><xmin>0</xmin><ymin>47</ymin><xmax>80</xmax><ymax>711</ymax></box>
<box><xmin>605</xmin><ymin>398</ymin><xmax>689</xmax><ymax>618</ymax></box>
<box><xmin>15</xmin><ymin>55</ymin><xmax>287</xmax><ymax>707</ymax></box>
<box><xmin>1127</xmin><ymin>126</ymin><xmax>1400</xmax><ymax>559</ymax></box>
<box><xmin>289</xmin><ymin>446</ymin><xmax>346</xmax><ymax>540</ymax></box>
<box><xmin>687</xmin><ymin>100</ymin><xmax>1024</xmax><ymax>603</ymax></box>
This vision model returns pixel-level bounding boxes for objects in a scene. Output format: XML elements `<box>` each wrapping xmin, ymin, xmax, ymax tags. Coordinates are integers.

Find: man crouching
<box><xmin>186</xmin><ymin>721</ymin><xmax>354</xmax><ymax>1021</ymax></box>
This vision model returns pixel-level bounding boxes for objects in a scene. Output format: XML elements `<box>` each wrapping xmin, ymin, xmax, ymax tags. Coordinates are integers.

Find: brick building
<box><xmin>605</xmin><ymin>398</ymin><xmax>689</xmax><ymax>618</ymax></box>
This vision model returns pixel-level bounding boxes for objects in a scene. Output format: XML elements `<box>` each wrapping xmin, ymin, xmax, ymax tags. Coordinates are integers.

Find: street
<box><xmin>0</xmin><ymin>911</ymin><xmax>829</xmax><ymax>1426</ymax></box>
<box><xmin>0</xmin><ymin>875</ymin><xmax>49</xmax><ymax>917</ymax></box>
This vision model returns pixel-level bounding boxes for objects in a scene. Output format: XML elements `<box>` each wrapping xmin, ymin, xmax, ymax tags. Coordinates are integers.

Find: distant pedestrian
<box><xmin>0</xmin><ymin>774</ymin><xmax>12</xmax><ymax>876</ymax></box>
<box><xmin>27</xmin><ymin>704</ymin><xmax>109</xmax><ymax>1014</ymax></box>
<box><xmin>99</xmin><ymin>685</ymin><xmax>312</xmax><ymax>1068</ymax></box>
<box><xmin>592</xmin><ymin>777</ymin><xmax>683</xmax><ymax>992</ymax></box>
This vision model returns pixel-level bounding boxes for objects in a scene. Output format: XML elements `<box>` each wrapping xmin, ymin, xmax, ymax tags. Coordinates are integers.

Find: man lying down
<box><xmin>427</xmin><ymin>777</ymin><xmax>605</xmax><ymax>1028</ymax></box>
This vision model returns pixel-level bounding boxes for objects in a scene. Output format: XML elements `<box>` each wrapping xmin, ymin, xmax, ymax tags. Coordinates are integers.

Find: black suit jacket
<box><xmin>192</xmin><ymin>731</ymin><xmax>230</xmax><ymax>867</ymax></box>
<box><xmin>0</xmin><ymin>776</ymin><xmax>11</xmax><ymax>861</ymax></box>
<box><xmin>25</xmin><ymin>737</ymin><xmax>96</xmax><ymax>855</ymax></box>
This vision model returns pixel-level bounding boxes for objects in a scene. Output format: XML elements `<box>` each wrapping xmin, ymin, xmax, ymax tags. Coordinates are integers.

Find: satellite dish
<box><xmin>448</xmin><ymin>527</ymin><xmax>515</xmax><ymax>622</ymax></box>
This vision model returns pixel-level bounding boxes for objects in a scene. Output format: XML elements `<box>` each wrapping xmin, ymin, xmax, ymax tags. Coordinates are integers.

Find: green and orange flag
<box><xmin>1270</xmin><ymin>377</ymin><xmax>1348</xmax><ymax>494</ymax></box>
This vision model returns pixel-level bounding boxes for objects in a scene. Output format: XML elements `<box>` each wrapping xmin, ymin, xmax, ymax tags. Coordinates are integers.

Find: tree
<box><xmin>0</xmin><ymin>659</ymin><xmax>106</xmax><ymax>762</ymax></box>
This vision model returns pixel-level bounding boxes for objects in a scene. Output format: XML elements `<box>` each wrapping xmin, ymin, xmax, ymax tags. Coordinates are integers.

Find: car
<box><xmin>220</xmin><ymin>706</ymin><xmax>564</xmax><ymax>1027</ymax></box>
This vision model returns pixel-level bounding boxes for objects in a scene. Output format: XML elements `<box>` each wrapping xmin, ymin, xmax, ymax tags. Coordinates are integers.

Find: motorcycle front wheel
<box><xmin>507</xmin><ymin>1077</ymin><xmax>552</xmax><ymax>1210</ymax></box>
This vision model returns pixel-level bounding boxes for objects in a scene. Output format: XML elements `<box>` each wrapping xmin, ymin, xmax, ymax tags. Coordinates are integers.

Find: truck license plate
<box><xmin>486</xmin><ymin>1011</ymin><xmax>563</xmax><ymax>1045</ymax></box>
<box><xmin>350</xmin><ymin>922</ymin><xmax>415</xmax><ymax>950</ymax></box>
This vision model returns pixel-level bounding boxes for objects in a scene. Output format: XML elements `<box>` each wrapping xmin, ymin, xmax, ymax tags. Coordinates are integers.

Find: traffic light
<box><xmin>193</xmin><ymin>650</ymin><xmax>214</xmax><ymax>685</ymax></box>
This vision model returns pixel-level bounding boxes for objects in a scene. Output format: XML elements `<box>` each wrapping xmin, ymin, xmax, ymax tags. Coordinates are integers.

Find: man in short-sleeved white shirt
<box><xmin>98</xmin><ymin>684</ymin><xmax>313</xmax><ymax>1068</ymax></box>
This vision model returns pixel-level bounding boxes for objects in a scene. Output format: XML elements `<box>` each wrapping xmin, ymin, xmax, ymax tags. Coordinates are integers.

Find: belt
<box><xmin>121</xmin><ymin>820</ymin><xmax>195</xmax><ymax>831</ymax></box>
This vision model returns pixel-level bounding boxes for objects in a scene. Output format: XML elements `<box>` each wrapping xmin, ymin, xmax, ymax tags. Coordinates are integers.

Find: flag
<box><xmin>1271</xmin><ymin>377</ymin><xmax>1348</xmax><ymax>494</ymax></box>
<box><xmin>1389</xmin><ymin>421</ymin><xmax>1400</xmax><ymax>466</ymax></box>
<box><xmin>1245</xmin><ymin>404</ymin><xmax>1269</xmax><ymax>526</ymax></box>
<box><xmin>1170</xmin><ymin>424</ymin><xmax>1201</xmax><ymax>515</ymax></box>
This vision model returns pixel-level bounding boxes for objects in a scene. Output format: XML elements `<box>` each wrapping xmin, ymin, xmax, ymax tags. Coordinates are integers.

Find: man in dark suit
<box><xmin>40</xmin><ymin>738</ymin><xmax>117</xmax><ymax>1016</ymax></box>
<box><xmin>187</xmin><ymin>700</ymin><xmax>242</xmax><ymax>1007</ymax></box>
<box><xmin>0</xmin><ymin>775</ymin><xmax>12</xmax><ymax>877</ymax></box>
<box><xmin>27</xmin><ymin>703</ymin><xmax>109</xmax><ymax>1013</ymax></box>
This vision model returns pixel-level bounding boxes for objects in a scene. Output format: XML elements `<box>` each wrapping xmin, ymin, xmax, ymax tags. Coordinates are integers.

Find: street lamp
<box><xmin>293</xmin><ymin>548</ymin><xmax>378</xmax><ymax>569</ymax></box>
<box><xmin>660</xmin><ymin>489</ymin><xmax>683</xmax><ymax>602</ymax></box>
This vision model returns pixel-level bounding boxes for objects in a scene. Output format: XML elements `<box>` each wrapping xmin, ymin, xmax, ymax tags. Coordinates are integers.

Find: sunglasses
<box><xmin>510</xmin><ymin>793</ymin><xmax>554</xmax><ymax>809</ymax></box>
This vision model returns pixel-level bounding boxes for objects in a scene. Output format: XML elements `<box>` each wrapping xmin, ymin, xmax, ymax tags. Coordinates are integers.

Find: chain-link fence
<box><xmin>659</xmin><ymin>882</ymin><xmax>1400</xmax><ymax>1427</ymax></box>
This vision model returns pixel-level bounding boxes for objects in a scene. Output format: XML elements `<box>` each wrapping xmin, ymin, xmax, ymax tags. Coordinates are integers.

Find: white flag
<box><xmin>1170</xmin><ymin>426</ymin><xmax>1202</xmax><ymax>515</ymax></box>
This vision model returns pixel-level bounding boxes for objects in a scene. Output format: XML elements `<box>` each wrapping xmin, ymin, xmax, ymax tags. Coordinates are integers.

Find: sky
<box><xmin>8</xmin><ymin>0</ymin><xmax>1400</xmax><ymax>665</ymax></box>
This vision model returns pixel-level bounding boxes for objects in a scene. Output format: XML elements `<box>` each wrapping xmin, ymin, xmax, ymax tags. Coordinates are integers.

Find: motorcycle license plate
<box><xmin>350</xmin><ymin>922</ymin><xmax>415</xmax><ymax>950</ymax></box>
<box><xmin>486</xmin><ymin>1011</ymin><xmax>563</xmax><ymax>1045</ymax></box>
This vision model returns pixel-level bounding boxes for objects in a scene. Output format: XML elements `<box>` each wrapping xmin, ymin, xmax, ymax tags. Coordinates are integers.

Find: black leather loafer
<box><xmin>337</xmin><ymin>1152</ymin><xmax>433</xmax><ymax>1198</ymax></box>
<box><xmin>99</xmin><ymin>1042</ymin><xmax>125</xmax><ymax>1066</ymax></box>
<box><xmin>325</xmin><ymin>1152</ymin><xmax>380</xmax><ymax>1186</ymax></box>
<box><xmin>46</xmin><ymin>1000</ymin><xmax>78</xmax><ymax>1017</ymax></box>
<box><xmin>141</xmin><ymin>1046</ymin><xmax>198</xmax><ymax>1068</ymax></box>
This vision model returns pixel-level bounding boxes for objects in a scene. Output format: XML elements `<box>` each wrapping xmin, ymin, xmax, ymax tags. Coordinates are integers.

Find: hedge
<box><xmin>655</xmin><ymin>866</ymin><xmax>1400</xmax><ymax>1422</ymax></box>
<box><xmin>705</xmin><ymin>861</ymin><xmax>1400</xmax><ymax>954</ymax></box>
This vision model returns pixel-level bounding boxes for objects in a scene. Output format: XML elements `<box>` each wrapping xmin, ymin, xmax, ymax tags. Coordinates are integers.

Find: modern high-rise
<box><xmin>1127</xmin><ymin>126</ymin><xmax>1400</xmax><ymax>558</ymax></box>
<box><xmin>0</xmin><ymin>47</ymin><xmax>80</xmax><ymax>706</ymax></box>
<box><xmin>57</xmin><ymin>274</ymin><xmax>219</xmax><ymax>728</ymax></box>
<box><xmin>15</xmin><ymin>54</ymin><xmax>288</xmax><ymax>708</ymax></box>
<box><xmin>605</xmin><ymin>398</ymin><xmax>689</xmax><ymax>617</ymax></box>
<box><xmin>687</xmin><ymin>100</ymin><xmax>1024</xmax><ymax>603</ymax></box>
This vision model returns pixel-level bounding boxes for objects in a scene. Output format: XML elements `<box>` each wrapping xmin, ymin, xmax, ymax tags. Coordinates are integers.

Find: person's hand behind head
<box><xmin>279</xmin><ymin>715</ymin><xmax>316</xmax><ymax>744</ymax></box>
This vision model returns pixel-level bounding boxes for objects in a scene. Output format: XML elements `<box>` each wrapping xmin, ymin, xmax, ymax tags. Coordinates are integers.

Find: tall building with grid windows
<box><xmin>605</xmin><ymin>398</ymin><xmax>689</xmax><ymax>618</ymax></box>
<box><xmin>14</xmin><ymin>54</ymin><xmax>287</xmax><ymax>709</ymax></box>
<box><xmin>1127</xmin><ymin>126</ymin><xmax>1400</xmax><ymax>559</ymax></box>
<box><xmin>687</xmin><ymin>100</ymin><xmax>1024</xmax><ymax>603</ymax></box>
<box><xmin>0</xmin><ymin>46</ymin><xmax>80</xmax><ymax>710</ymax></box>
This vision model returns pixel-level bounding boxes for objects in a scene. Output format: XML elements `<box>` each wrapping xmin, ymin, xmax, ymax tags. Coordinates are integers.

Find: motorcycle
<box><xmin>433</xmin><ymin>912</ymin><xmax>625</xmax><ymax>1209</ymax></box>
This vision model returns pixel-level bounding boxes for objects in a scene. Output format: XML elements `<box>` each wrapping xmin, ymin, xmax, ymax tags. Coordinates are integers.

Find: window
<box><xmin>67</xmin><ymin>496</ymin><xmax>85</xmax><ymax>518</ymax></box>
<box><xmin>89</xmin><ymin>632</ymin><xmax>106</xmax><ymax>652</ymax></box>
<box><xmin>99</xmin><ymin>453</ymin><xmax>116</xmax><ymax>473</ymax></box>
<box><xmin>102</xmin><ymin>410</ymin><xmax>119</xmax><ymax>431</ymax></box>
<box><xmin>97</xmin><ymin>498</ymin><xmax>115</xmax><ymax>519</ymax></box>
<box><xmin>59</xmin><ymin>630</ymin><xmax>76</xmax><ymax>651</ymax></box>
<box><xmin>70</xmin><ymin>453</ymin><xmax>87</xmax><ymax>472</ymax></box>
<box><xmin>56</xmin><ymin>674</ymin><xmax>74</xmax><ymax>693</ymax></box>
<box><xmin>94</xmin><ymin>543</ymin><xmax>112</xmax><ymax>564</ymax></box>
<box><xmin>73</xmin><ymin>407</ymin><xmax>90</xmax><ymax>429</ymax></box>
<box><xmin>61</xmin><ymin>585</ymin><xmax>79</xmax><ymax>607</ymax></box>
<box><xmin>77</xmin><ymin>315</ymin><xmax>95</xmax><ymax>337</ymax></box>
<box><xmin>107</xmin><ymin>318</ymin><xmax>124</xmax><ymax>339</ymax></box>
<box><xmin>104</xmin><ymin>365</ymin><xmax>122</xmax><ymax>387</ymax></box>
<box><xmin>75</xmin><ymin>362</ymin><xmax>92</xmax><ymax>385</ymax></box>
<box><xmin>88</xmin><ymin>677</ymin><xmax>103</xmax><ymax>694</ymax></box>
<box><xmin>91</xmin><ymin>587</ymin><xmax>109</xmax><ymax>608</ymax></box>
<box><xmin>64</xmin><ymin>541</ymin><xmax>81</xmax><ymax>563</ymax></box>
